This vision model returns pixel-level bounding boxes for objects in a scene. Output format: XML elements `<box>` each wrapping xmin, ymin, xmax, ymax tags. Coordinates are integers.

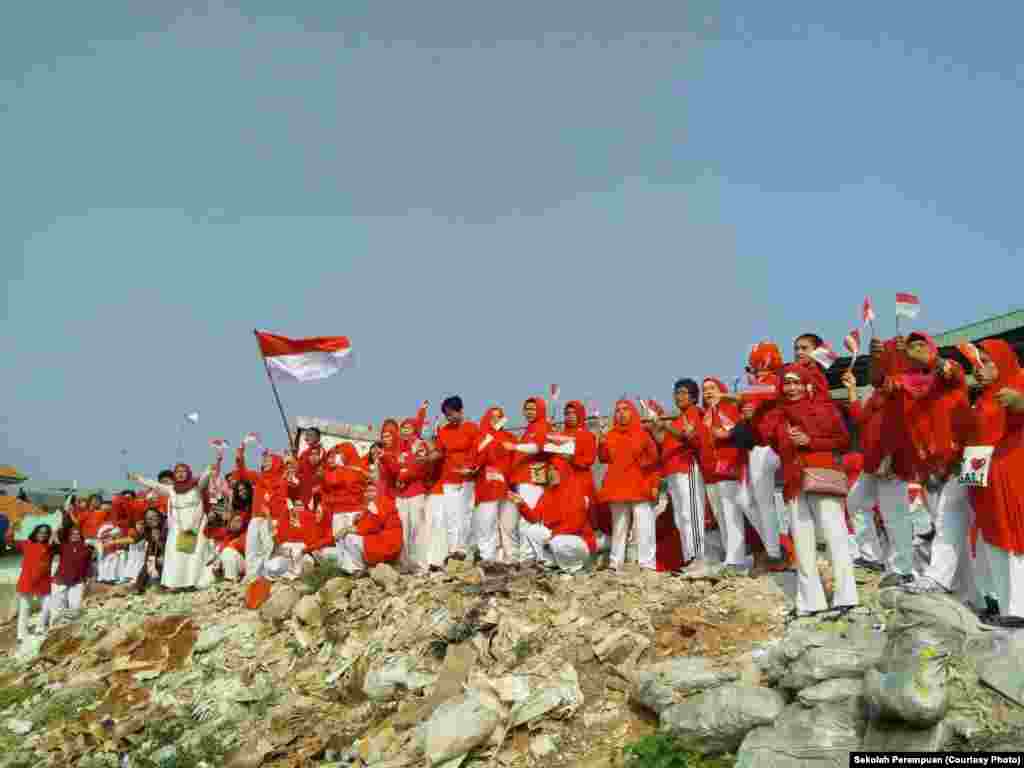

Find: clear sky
<box><xmin>3</xmin><ymin>2</ymin><xmax>1022</xmax><ymax>491</ymax></box>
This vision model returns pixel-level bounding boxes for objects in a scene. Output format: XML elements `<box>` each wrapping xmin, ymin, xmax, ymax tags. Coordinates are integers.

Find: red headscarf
<box><xmin>523</xmin><ymin>397</ymin><xmax>551</xmax><ymax>440</ymax></box>
<box><xmin>973</xmin><ymin>339</ymin><xmax>1024</xmax><ymax>445</ymax></box>
<box><xmin>173</xmin><ymin>463</ymin><xmax>198</xmax><ymax>494</ymax></box>
<box><xmin>563</xmin><ymin>400</ymin><xmax>589</xmax><ymax>435</ymax></box>
<box><xmin>749</xmin><ymin>341</ymin><xmax>783</xmax><ymax>373</ymax></box>
<box><xmin>775</xmin><ymin>365</ymin><xmax>848</xmax><ymax>501</ymax></box>
<box><xmin>612</xmin><ymin>399</ymin><xmax>644</xmax><ymax>435</ymax></box>
<box><xmin>702</xmin><ymin>378</ymin><xmax>737</xmax><ymax>431</ymax></box>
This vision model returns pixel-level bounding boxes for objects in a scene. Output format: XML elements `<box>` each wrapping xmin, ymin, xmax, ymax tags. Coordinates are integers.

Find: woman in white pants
<box><xmin>597</xmin><ymin>400</ymin><xmax>660</xmax><ymax>571</ymax></box>
<box><xmin>470</xmin><ymin>407</ymin><xmax>516</xmax><ymax>564</ymax></box>
<box><xmin>650</xmin><ymin>379</ymin><xmax>711</xmax><ymax>571</ymax></box>
<box><xmin>701</xmin><ymin>378</ymin><xmax>753</xmax><ymax>575</ymax></box>
<box><xmin>10</xmin><ymin>524</ymin><xmax>57</xmax><ymax>642</ymax></box>
<box><xmin>234</xmin><ymin>447</ymin><xmax>288</xmax><ymax>582</ymax></box>
<box><xmin>760</xmin><ymin>366</ymin><xmax>857</xmax><ymax>617</ymax></box>
<box><xmin>391</xmin><ymin>423</ymin><xmax>432</xmax><ymax>571</ymax></box>
<box><xmin>510</xmin><ymin>458</ymin><xmax>596</xmax><ymax>573</ymax></box>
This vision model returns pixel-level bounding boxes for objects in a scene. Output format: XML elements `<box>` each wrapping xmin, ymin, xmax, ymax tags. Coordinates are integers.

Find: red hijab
<box><xmin>173</xmin><ymin>463</ymin><xmax>198</xmax><ymax>494</ymax></box>
<box><xmin>776</xmin><ymin>365</ymin><xmax>846</xmax><ymax>501</ymax></box>
<box><xmin>611</xmin><ymin>399</ymin><xmax>644</xmax><ymax>436</ymax></box>
<box><xmin>702</xmin><ymin>378</ymin><xmax>738</xmax><ymax>430</ymax></box>
<box><xmin>973</xmin><ymin>339</ymin><xmax>1024</xmax><ymax>445</ymax></box>
<box><xmin>479</xmin><ymin>406</ymin><xmax>505</xmax><ymax>437</ymax></box>
<box><xmin>523</xmin><ymin>397</ymin><xmax>551</xmax><ymax>440</ymax></box>
<box><xmin>749</xmin><ymin>341</ymin><xmax>783</xmax><ymax>373</ymax></box>
<box><xmin>564</xmin><ymin>400</ymin><xmax>590</xmax><ymax>435</ymax></box>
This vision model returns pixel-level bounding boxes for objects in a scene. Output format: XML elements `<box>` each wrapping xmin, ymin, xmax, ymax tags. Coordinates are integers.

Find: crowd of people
<box><xmin>8</xmin><ymin>330</ymin><xmax>1024</xmax><ymax>644</ymax></box>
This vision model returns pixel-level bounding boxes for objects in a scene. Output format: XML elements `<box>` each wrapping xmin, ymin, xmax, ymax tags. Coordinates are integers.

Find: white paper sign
<box><xmin>543</xmin><ymin>441</ymin><xmax>576</xmax><ymax>456</ymax></box>
<box><xmin>959</xmin><ymin>446</ymin><xmax>995</xmax><ymax>488</ymax></box>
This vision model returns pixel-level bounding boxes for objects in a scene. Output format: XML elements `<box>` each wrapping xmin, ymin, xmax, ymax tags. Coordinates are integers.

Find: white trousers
<box><xmin>975</xmin><ymin>532</ymin><xmax>1024</xmax><ymax>618</ymax></box>
<box><xmin>122</xmin><ymin>541</ymin><xmax>148</xmax><ymax>582</ymax></box>
<box><xmin>221</xmin><ymin>548</ymin><xmax>245</xmax><ymax>581</ymax></box>
<box><xmin>706</xmin><ymin>481</ymin><xmax>747</xmax><ymax>567</ymax></box>
<box><xmin>747</xmin><ymin>447</ymin><xmax>783</xmax><ymax>556</ymax></box>
<box><xmin>339</xmin><ymin>534</ymin><xmax>368</xmax><ymax>574</ymax></box>
<box><xmin>790</xmin><ymin>493</ymin><xmax>858</xmax><ymax>614</ymax></box>
<box><xmin>847</xmin><ymin>474</ymin><xmax>912</xmax><ymax>575</ymax></box>
<box><xmin>609</xmin><ymin>501</ymin><xmax>655</xmax><ymax>570</ymax></box>
<box><xmin>423</xmin><ymin>495</ymin><xmax>448</xmax><ymax>567</ymax></box>
<box><xmin>923</xmin><ymin>478</ymin><xmax>976</xmax><ymax>597</ymax></box>
<box><xmin>244</xmin><ymin>517</ymin><xmax>275</xmax><ymax>581</ymax></box>
<box><xmin>513</xmin><ymin>484</ymin><xmax>543</xmax><ymax>564</ymax></box>
<box><xmin>17</xmin><ymin>594</ymin><xmax>52</xmax><ymax>640</ymax></box>
<box><xmin>396</xmin><ymin>496</ymin><xmax>426</xmax><ymax>569</ymax></box>
<box><xmin>666</xmin><ymin>470</ymin><xmax>707</xmax><ymax>563</ymax></box>
<box><xmin>264</xmin><ymin>542</ymin><xmax>306</xmax><ymax>581</ymax></box>
<box><xmin>48</xmin><ymin>582</ymin><xmax>84</xmax><ymax>624</ymax></box>
<box><xmin>519</xmin><ymin>522</ymin><xmax>590</xmax><ymax>573</ymax></box>
<box><xmin>442</xmin><ymin>482</ymin><xmax>475</xmax><ymax>555</ymax></box>
<box><xmin>473</xmin><ymin>501</ymin><xmax>502</xmax><ymax>562</ymax></box>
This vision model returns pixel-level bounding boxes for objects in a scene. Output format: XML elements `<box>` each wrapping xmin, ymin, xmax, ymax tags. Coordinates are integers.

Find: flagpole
<box><xmin>254</xmin><ymin>329</ymin><xmax>294</xmax><ymax>449</ymax></box>
<box><xmin>177</xmin><ymin>420</ymin><xmax>185</xmax><ymax>461</ymax></box>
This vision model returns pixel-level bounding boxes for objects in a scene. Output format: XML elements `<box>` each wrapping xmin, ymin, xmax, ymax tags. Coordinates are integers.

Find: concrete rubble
<box><xmin>1</xmin><ymin>561</ymin><xmax>1023</xmax><ymax>767</ymax></box>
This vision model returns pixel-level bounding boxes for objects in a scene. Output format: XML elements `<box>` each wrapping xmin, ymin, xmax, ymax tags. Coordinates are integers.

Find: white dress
<box><xmin>137</xmin><ymin>471</ymin><xmax>212</xmax><ymax>589</ymax></box>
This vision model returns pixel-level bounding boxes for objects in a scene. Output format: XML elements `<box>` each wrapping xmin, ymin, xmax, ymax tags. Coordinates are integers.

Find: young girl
<box><xmin>7</xmin><ymin>524</ymin><xmax>57</xmax><ymax>642</ymax></box>
<box><xmin>50</xmin><ymin>526</ymin><xmax>93</xmax><ymax>625</ymax></box>
<box><xmin>134</xmin><ymin>508</ymin><xmax>167</xmax><ymax>594</ymax></box>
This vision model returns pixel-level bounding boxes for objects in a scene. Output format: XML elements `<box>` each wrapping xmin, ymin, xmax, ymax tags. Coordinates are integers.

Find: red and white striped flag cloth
<box><xmin>586</xmin><ymin>400</ymin><xmax>600</xmax><ymax>418</ymax></box>
<box><xmin>810</xmin><ymin>343</ymin><xmax>840</xmax><ymax>369</ymax></box>
<box><xmin>895</xmin><ymin>293</ymin><xmax>921</xmax><ymax>319</ymax></box>
<box><xmin>255</xmin><ymin>330</ymin><xmax>353</xmax><ymax>383</ymax></box>
<box><xmin>843</xmin><ymin>329</ymin><xmax>861</xmax><ymax>357</ymax></box>
<box><xmin>550</xmin><ymin>384</ymin><xmax>561</xmax><ymax>401</ymax></box>
<box><xmin>210</xmin><ymin>438</ymin><xmax>231</xmax><ymax>451</ymax></box>
<box><xmin>243</xmin><ymin>432</ymin><xmax>262</xmax><ymax>445</ymax></box>
<box><xmin>957</xmin><ymin>341</ymin><xmax>983</xmax><ymax>371</ymax></box>
<box><xmin>862</xmin><ymin>297</ymin><xmax>876</xmax><ymax>327</ymax></box>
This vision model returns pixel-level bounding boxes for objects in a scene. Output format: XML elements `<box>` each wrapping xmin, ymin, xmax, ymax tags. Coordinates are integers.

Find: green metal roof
<box><xmin>933</xmin><ymin>309</ymin><xmax>1024</xmax><ymax>346</ymax></box>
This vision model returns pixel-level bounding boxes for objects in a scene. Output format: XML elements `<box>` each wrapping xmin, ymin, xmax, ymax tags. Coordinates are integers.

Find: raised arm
<box><xmin>130</xmin><ymin>474</ymin><xmax>172</xmax><ymax>496</ymax></box>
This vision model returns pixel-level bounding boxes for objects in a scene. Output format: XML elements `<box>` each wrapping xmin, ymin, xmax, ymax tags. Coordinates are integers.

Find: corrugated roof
<box><xmin>933</xmin><ymin>309</ymin><xmax>1024</xmax><ymax>346</ymax></box>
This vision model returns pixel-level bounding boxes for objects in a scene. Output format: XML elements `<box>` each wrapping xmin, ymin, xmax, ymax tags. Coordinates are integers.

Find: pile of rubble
<box><xmin>1</xmin><ymin>556</ymin><xmax>1022</xmax><ymax>767</ymax></box>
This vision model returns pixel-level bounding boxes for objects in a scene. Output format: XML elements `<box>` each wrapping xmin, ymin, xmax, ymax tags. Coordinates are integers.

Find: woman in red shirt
<box><xmin>337</xmin><ymin>482</ymin><xmax>404</xmax><ymax>574</ymax></box>
<box><xmin>8</xmin><ymin>523</ymin><xmax>57</xmax><ymax>642</ymax></box>
<box><xmin>598</xmin><ymin>400</ymin><xmax>659</xmax><ymax>571</ymax></box>
<box><xmin>702</xmin><ymin>378</ymin><xmax>752</xmax><ymax>576</ymax></box>
<box><xmin>471</xmin><ymin>407</ymin><xmax>515</xmax><ymax>565</ymax></box>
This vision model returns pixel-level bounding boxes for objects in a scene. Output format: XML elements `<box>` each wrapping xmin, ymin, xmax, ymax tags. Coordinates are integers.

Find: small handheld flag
<box><xmin>185</xmin><ymin>412</ymin><xmax>200</xmax><ymax>424</ymax></box>
<box><xmin>844</xmin><ymin>329</ymin><xmax>861</xmax><ymax>371</ymax></box>
<box><xmin>550</xmin><ymin>384</ymin><xmax>560</xmax><ymax>402</ymax></box>
<box><xmin>957</xmin><ymin>341</ymin><xmax>983</xmax><ymax>371</ymax></box>
<box><xmin>862</xmin><ymin>297</ymin><xmax>876</xmax><ymax>328</ymax></box>
<box><xmin>810</xmin><ymin>343</ymin><xmax>840</xmax><ymax>370</ymax></box>
<box><xmin>895</xmin><ymin>293</ymin><xmax>921</xmax><ymax>319</ymax></box>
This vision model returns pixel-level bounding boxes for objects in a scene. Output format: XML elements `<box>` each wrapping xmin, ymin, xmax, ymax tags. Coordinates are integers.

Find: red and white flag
<box><xmin>810</xmin><ymin>343</ymin><xmax>840</xmax><ymax>369</ymax></box>
<box><xmin>243</xmin><ymin>432</ymin><xmax>262</xmax><ymax>445</ymax></box>
<box><xmin>550</xmin><ymin>384</ymin><xmax>561</xmax><ymax>402</ymax></box>
<box><xmin>210</xmin><ymin>438</ymin><xmax>230</xmax><ymax>452</ymax></box>
<box><xmin>586</xmin><ymin>400</ymin><xmax>600</xmax><ymax>418</ymax></box>
<box><xmin>895</xmin><ymin>293</ymin><xmax>921</xmax><ymax>319</ymax></box>
<box><xmin>957</xmin><ymin>341</ymin><xmax>983</xmax><ymax>371</ymax></box>
<box><xmin>255</xmin><ymin>330</ymin><xmax>353</xmax><ymax>383</ymax></box>
<box><xmin>862</xmin><ymin>297</ymin><xmax>876</xmax><ymax>327</ymax></box>
<box><xmin>843</xmin><ymin>329</ymin><xmax>861</xmax><ymax>358</ymax></box>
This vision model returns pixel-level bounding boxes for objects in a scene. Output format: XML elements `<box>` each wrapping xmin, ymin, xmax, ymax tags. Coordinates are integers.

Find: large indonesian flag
<box><xmin>256</xmin><ymin>331</ymin><xmax>353</xmax><ymax>383</ymax></box>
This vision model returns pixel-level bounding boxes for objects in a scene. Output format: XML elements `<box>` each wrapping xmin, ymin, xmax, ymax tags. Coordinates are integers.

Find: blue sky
<box><xmin>3</xmin><ymin>2</ymin><xmax>1022</xmax><ymax>490</ymax></box>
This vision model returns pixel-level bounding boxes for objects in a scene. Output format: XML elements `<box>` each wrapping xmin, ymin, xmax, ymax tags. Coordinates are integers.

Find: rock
<box><xmin>738</xmin><ymin>699</ymin><xmax>866</xmax><ymax>768</ymax></box>
<box><xmin>420</xmin><ymin>686</ymin><xmax>508</xmax><ymax>765</ymax></box>
<box><xmin>364</xmin><ymin>655</ymin><xmax>438</xmax><ymax>702</ymax></box>
<box><xmin>6</xmin><ymin>719</ymin><xmax>32</xmax><ymax>736</ymax></box>
<box><xmin>321</xmin><ymin>577</ymin><xmax>356</xmax><ymax>607</ymax></box>
<box><xmin>370</xmin><ymin>563</ymin><xmax>400</xmax><ymax>589</ymax></box>
<box><xmin>194</xmin><ymin>625</ymin><xmax>228</xmax><ymax>654</ymax></box>
<box><xmin>259</xmin><ymin>585</ymin><xmax>303</xmax><ymax>623</ymax></box>
<box><xmin>977</xmin><ymin>635</ymin><xmax>1024</xmax><ymax>707</ymax></box>
<box><xmin>530</xmin><ymin>735</ymin><xmax>558</xmax><ymax>759</ymax></box>
<box><xmin>293</xmin><ymin>595</ymin><xmax>324</xmax><ymax>627</ymax></box>
<box><xmin>780</xmin><ymin>646</ymin><xmax>883</xmax><ymax>690</ymax></box>
<box><xmin>593</xmin><ymin>628</ymin><xmax>650</xmax><ymax>668</ymax></box>
<box><xmin>796</xmin><ymin>678</ymin><xmax>864</xmax><ymax>707</ymax></box>
<box><xmin>754</xmin><ymin>630</ymin><xmax>831</xmax><ymax>685</ymax></box>
<box><xmin>394</xmin><ymin>644</ymin><xmax>478</xmax><ymax>730</ymax></box>
<box><xmin>861</xmin><ymin>718</ymin><xmax>951</xmax><ymax>752</ymax></box>
<box><xmin>634</xmin><ymin>657</ymin><xmax>740</xmax><ymax>715</ymax></box>
<box><xmin>660</xmin><ymin>684</ymin><xmax>786</xmax><ymax>755</ymax></box>
<box><xmin>509</xmin><ymin>663</ymin><xmax>584</xmax><ymax>729</ymax></box>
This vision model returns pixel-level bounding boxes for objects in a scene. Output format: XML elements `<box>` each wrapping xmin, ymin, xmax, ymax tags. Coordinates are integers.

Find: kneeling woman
<box><xmin>757</xmin><ymin>365</ymin><xmax>857</xmax><ymax>617</ymax></box>
<box><xmin>509</xmin><ymin>457</ymin><xmax>596</xmax><ymax>573</ymax></box>
<box><xmin>336</xmin><ymin>482</ymin><xmax>403</xmax><ymax>575</ymax></box>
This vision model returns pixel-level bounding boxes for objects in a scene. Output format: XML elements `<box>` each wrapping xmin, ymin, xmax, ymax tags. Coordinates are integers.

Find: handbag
<box><xmin>801</xmin><ymin>467</ymin><xmax>849</xmax><ymax>497</ymax></box>
<box><xmin>176</xmin><ymin>530</ymin><xmax>198</xmax><ymax>554</ymax></box>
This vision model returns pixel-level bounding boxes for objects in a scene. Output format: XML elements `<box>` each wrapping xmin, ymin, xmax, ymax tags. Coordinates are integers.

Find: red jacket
<box><xmin>598</xmin><ymin>403</ymin><xmax>660</xmax><ymax>504</ymax></box>
<box><xmin>435</xmin><ymin>421</ymin><xmax>480</xmax><ymax>486</ymax></box>
<box><xmin>659</xmin><ymin>405</ymin><xmax>712</xmax><ymax>477</ymax></box>
<box><xmin>514</xmin><ymin>458</ymin><xmax>596</xmax><ymax>553</ymax></box>
<box><xmin>55</xmin><ymin>539</ymin><xmax>93</xmax><ymax>586</ymax></box>
<box><xmin>355</xmin><ymin>495</ymin><xmax>404</xmax><ymax>565</ymax></box>
<box><xmin>17</xmin><ymin>540</ymin><xmax>55</xmax><ymax>596</ymax></box>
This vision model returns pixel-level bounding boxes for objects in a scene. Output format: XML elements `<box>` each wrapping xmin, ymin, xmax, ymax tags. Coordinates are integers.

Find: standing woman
<box><xmin>702</xmin><ymin>378</ymin><xmax>752</xmax><ymax>575</ymax></box>
<box><xmin>234</xmin><ymin>447</ymin><xmax>287</xmax><ymax>581</ymax></box>
<box><xmin>134</xmin><ymin>508</ymin><xmax>168</xmax><ymax>594</ymax></box>
<box><xmin>471</xmin><ymin>407</ymin><xmax>514</xmax><ymax>565</ymax></box>
<box><xmin>758</xmin><ymin>365</ymin><xmax>857</xmax><ymax>617</ymax></box>
<box><xmin>598</xmin><ymin>400</ymin><xmax>660</xmax><ymax>571</ymax></box>
<box><xmin>966</xmin><ymin>340</ymin><xmax>1024</xmax><ymax>625</ymax></box>
<box><xmin>322</xmin><ymin>443</ymin><xmax>370</xmax><ymax>552</ymax></box>
<box><xmin>130</xmin><ymin>457</ymin><xmax>218</xmax><ymax>591</ymax></box>
<box><xmin>650</xmin><ymin>379</ymin><xmax>712</xmax><ymax>572</ymax></box>
<box><xmin>562</xmin><ymin>401</ymin><xmax>599</xmax><ymax>507</ymax></box>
